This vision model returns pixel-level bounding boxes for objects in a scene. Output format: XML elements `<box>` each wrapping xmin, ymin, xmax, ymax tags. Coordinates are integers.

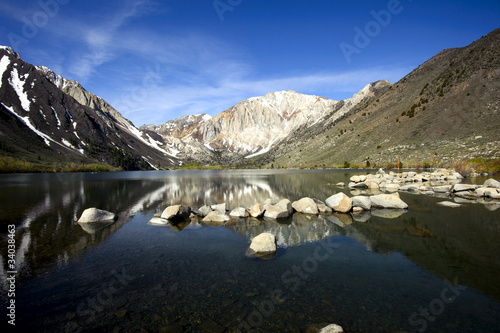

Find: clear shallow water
<box><xmin>0</xmin><ymin>170</ymin><xmax>499</xmax><ymax>332</ymax></box>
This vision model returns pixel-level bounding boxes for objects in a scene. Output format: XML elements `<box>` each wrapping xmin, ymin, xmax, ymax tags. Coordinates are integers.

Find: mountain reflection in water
<box><xmin>0</xmin><ymin>170</ymin><xmax>499</xmax><ymax>332</ymax></box>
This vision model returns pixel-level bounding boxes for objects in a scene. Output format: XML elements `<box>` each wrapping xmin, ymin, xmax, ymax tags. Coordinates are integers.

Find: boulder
<box><xmin>399</xmin><ymin>184</ymin><xmax>420</xmax><ymax>192</ymax></box>
<box><xmin>436</xmin><ymin>201</ymin><xmax>462</xmax><ymax>208</ymax></box>
<box><xmin>348</xmin><ymin>182</ymin><xmax>368</xmax><ymax>189</ymax></box>
<box><xmin>484</xmin><ymin>178</ymin><xmax>500</xmax><ymax>189</ymax></box>
<box><xmin>197</xmin><ymin>205</ymin><xmax>213</xmax><ymax>217</ymax></box>
<box><xmin>365</xmin><ymin>180</ymin><xmax>379</xmax><ymax>189</ymax></box>
<box><xmin>148</xmin><ymin>217</ymin><xmax>168</xmax><ymax>225</ymax></box>
<box><xmin>352</xmin><ymin>206</ymin><xmax>364</xmax><ymax>213</ymax></box>
<box><xmin>325</xmin><ymin>193</ymin><xmax>352</xmax><ymax>213</ymax></box>
<box><xmin>229</xmin><ymin>207</ymin><xmax>249</xmax><ymax>218</ymax></box>
<box><xmin>319</xmin><ymin>324</ymin><xmax>344</xmax><ymax>333</ymax></box>
<box><xmin>452</xmin><ymin>184</ymin><xmax>479</xmax><ymax>192</ymax></box>
<box><xmin>313</xmin><ymin>198</ymin><xmax>332</xmax><ymax>213</ymax></box>
<box><xmin>292</xmin><ymin>197</ymin><xmax>319</xmax><ymax>215</ymax></box>
<box><xmin>432</xmin><ymin>185</ymin><xmax>452</xmax><ymax>193</ymax></box>
<box><xmin>161</xmin><ymin>205</ymin><xmax>191</xmax><ymax>221</ymax></box>
<box><xmin>385</xmin><ymin>183</ymin><xmax>400</xmax><ymax>192</ymax></box>
<box><xmin>78</xmin><ymin>208</ymin><xmax>117</xmax><ymax>223</ymax></box>
<box><xmin>249</xmin><ymin>233</ymin><xmax>276</xmax><ymax>254</ymax></box>
<box><xmin>264</xmin><ymin>204</ymin><xmax>290</xmax><ymax>219</ymax></box>
<box><xmin>202</xmin><ymin>211</ymin><xmax>230</xmax><ymax>224</ymax></box>
<box><xmin>249</xmin><ymin>203</ymin><xmax>265</xmax><ymax>218</ymax></box>
<box><xmin>370</xmin><ymin>193</ymin><xmax>408</xmax><ymax>209</ymax></box>
<box><xmin>351</xmin><ymin>196</ymin><xmax>371</xmax><ymax>210</ymax></box>
<box><xmin>278</xmin><ymin>199</ymin><xmax>293</xmax><ymax>214</ymax></box>
<box><xmin>350</xmin><ymin>175</ymin><xmax>361</xmax><ymax>182</ymax></box>
<box><xmin>211</xmin><ymin>203</ymin><xmax>227</xmax><ymax>213</ymax></box>
<box><xmin>336</xmin><ymin>182</ymin><xmax>345</xmax><ymax>187</ymax></box>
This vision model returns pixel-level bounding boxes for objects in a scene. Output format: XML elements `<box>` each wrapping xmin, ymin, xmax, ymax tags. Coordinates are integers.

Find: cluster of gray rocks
<box><xmin>342</xmin><ymin>168</ymin><xmax>500</xmax><ymax>208</ymax></box>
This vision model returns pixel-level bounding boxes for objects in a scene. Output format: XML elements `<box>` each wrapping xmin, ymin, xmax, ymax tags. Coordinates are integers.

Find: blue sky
<box><xmin>0</xmin><ymin>0</ymin><xmax>499</xmax><ymax>126</ymax></box>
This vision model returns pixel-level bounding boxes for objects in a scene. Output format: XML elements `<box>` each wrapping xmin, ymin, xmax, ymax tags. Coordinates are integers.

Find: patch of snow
<box><xmin>61</xmin><ymin>138</ymin><xmax>72</xmax><ymax>148</ymax></box>
<box><xmin>52</xmin><ymin>107</ymin><xmax>61</xmax><ymax>127</ymax></box>
<box><xmin>142</xmin><ymin>156</ymin><xmax>158</xmax><ymax>170</ymax></box>
<box><xmin>1</xmin><ymin>102</ymin><xmax>52</xmax><ymax>146</ymax></box>
<box><xmin>245</xmin><ymin>136</ymin><xmax>279</xmax><ymax>159</ymax></box>
<box><xmin>202</xmin><ymin>114</ymin><xmax>212</xmax><ymax>121</ymax></box>
<box><xmin>0</xmin><ymin>46</ymin><xmax>14</xmax><ymax>54</ymax></box>
<box><xmin>0</xmin><ymin>55</ymin><xmax>10</xmax><ymax>88</ymax></box>
<box><xmin>204</xmin><ymin>143</ymin><xmax>214</xmax><ymax>151</ymax></box>
<box><xmin>8</xmin><ymin>67</ymin><xmax>30</xmax><ymax>111</ymax></box>
<box><xmin>66</xmin><ymin>109</ymin><xmax>72</xmax><ymax>119</ymax></box>
<box><xmin>118</xmin><ymin>121</ymin><xmax>169</xmax><ymax>156</ymax></box>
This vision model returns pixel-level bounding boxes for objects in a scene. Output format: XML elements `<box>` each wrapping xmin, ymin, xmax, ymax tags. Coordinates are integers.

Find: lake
<box><xmin>1</xmin><ymin>169</ymin><xmax>499</xmax><ymax>332</ymax></box>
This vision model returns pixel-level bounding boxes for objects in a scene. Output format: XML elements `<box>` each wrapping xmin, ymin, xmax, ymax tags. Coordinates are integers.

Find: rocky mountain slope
<box><xmin>0</xmin><ymin>46</ymin><xmax>180</xmax><ymax>170</ymax></box>
<box><xmin>142</xmin><ymin>81</ymin><xmax>391</xmax><ymax>165</ymax></box>
<box><xmin>267</xmin><ymin>28</ymin><xmax>500</xmax><ymax>168</ymax></box>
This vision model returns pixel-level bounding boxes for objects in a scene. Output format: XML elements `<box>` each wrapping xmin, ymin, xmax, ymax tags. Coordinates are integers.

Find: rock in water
<box><xmin>211</xmin><ymin>203</ymin><xmax>227</xmax><ymax>213</ymax></box>
<box><xmin>313</xmin><ymin>198</ymin><xmax>332</xmax><ymax>213</ymax></box>
<box><xmin>197</xmin><ymin>205</ymin><xmax>213</xmax><ymax>217</ymax></box>
<box><xmin>78</xmin><ymin>208</ymin><xmax>117</xmax><ymax>223</ymax></box>
<box><xmin>202</xmin><ymin>211</ymin><xmax>230</xmax><ymax>224</ymax></box>
<box><xmin>436</xmin><ymin>201</ymin><xmax>462</xmax><ymax>208</ymax></box>
<box><xmin>292</xmin><ymin>197</ymin><xmax>319</xmax><ymax>214</ymax></box>
<box><xmin>370</xmin><ymin>193</ymin><xmax>408</xmax><ymax>209</ymax></box>
<box><xmin>484</xmin><ymin>178</ymin><xmax>500</xmax><ymax>189</ymax></box>
<box><xmin>249</xmin><ymin>203</ymin><xmax>265</xmax><ymax>218</ymax></box>
<box><xmin>277</xmin><ymin>199</ymin><xmax>294</xmax><ymax>215</ymax></box>
<box><xmin>161</xmin><ymin>205</ymin><xmax>191</xmax><ymax>221</ymax></box>
<box><xmin>249</xmin><ymin>233</ymin><xmax>276</xmax><ymax>254</ymax></box>
<box><xmin>264</xmin><ymin>204</ymin><xmax>290</xmax><ymax>219</ymax></box>
<box><xmin>319</xmin><ymin>323</ymin><xmax>344</xmax><ymax>333</ymax></box>
<box><xmin>351</xmin><ymin>196</ymin><xmax>372</xmax><ymax>210</ymax></box>
<box><xmin>229</xmin><ymin>207</ymin><xmax>249</xmax><ymax>218</ymax></box>
<box><xmin>325</xmin><ymin>193</ymin><xmax>352</xmax><ymax>213</ymax></box>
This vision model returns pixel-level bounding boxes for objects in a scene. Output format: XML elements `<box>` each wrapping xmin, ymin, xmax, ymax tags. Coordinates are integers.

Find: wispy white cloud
<box><xmin>66</xmin><ymin>0</ymin><xmax>158</xmax><ymax>80</ymax></box>
<box><xmin>109</xmin><ymin>65</ymin><xmax>410</xmax><ymax>126</ymax></box>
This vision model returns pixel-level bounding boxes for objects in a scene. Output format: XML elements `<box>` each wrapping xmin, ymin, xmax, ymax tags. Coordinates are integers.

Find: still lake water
<box><xmin>0</xmin><ymin>169</ymin><xmax>499</xmax><ymax>332</ymax></box>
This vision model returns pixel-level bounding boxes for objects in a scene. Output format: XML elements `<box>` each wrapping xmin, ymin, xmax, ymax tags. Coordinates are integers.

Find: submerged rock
<box><xmin>436</xmin><ymin>201</ymin><xmax>462</xmax><ymax>208</ymax></box>
<box><xmin>77</xmin><ymin>208</ymin><xmax>117</xmax><ymax>223</ymax></box>
<box><xmin>249</xmin><ymin>232</ymin><xmax>276</xmax><ymax>254</ymax></box>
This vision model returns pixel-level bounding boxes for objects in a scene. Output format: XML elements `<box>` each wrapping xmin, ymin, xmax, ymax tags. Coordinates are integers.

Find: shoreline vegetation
<box><xmin>0</xmin><ymin>155</ymin><xmax>499</xmax><ymax>176</ymax></box>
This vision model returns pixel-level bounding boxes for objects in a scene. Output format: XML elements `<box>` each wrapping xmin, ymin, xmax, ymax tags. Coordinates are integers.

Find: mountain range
<box><xmin>1</xmin><ymin>27</ymin><xmax>499</xmax><ymax>170</ymax></box>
